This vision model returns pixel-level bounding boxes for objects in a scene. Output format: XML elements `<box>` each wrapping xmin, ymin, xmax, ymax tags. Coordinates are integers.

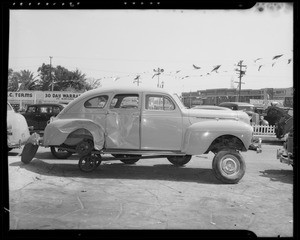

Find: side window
<box><xmin>146</xmin><ymin>95</ymin><xmax>175</xmax><ymax>111</ymax></box>
<box><xmin>110</xmin><ymin>94</ymin><xmax>139</xmax><ymax>109</ymax></box>
<box><xmin>84</xmin><ymin>95</ymin><xmax>109</xmax><ymax>108</ymax></box>
<box><xmin>53</xmin><ymin>106</ymin><xmax>61</xmax><ymax>114</ymax></box>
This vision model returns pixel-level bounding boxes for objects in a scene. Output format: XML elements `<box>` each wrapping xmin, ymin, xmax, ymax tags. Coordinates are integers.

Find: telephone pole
<box><xmin>234</xmin><ymin>60</ymin><xmax>246</xmax><ymax>102</ymax></box>
<box><xmin>133</xmin><ymin>75</ymin><xmax>141</xmax><ymax>86</ymax></box>
<box><xmin>153</xmin><ymin>68</ymin><xmax>164</xmax><ymax>88</ymax></box>
<box><xmin>49</xmin><ymin>56</ymin><xmax>53</xmax><ymax>91</ymax></box>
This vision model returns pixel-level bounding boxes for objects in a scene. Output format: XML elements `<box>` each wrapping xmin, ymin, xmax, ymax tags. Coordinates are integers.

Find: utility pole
<box><xmin>49</xmin><ymin>56</ymin><xmax>53</xmax><ymax>91</ymax></box>
<box><xmin>133</xmin><ymin>75</ymin><xmax>141</xmax><ymax>86</ymax></box>
<box><xmin>234</xmin><ymin>60</ymin><xmax>246</xmax><ymax>102</ymax></box>
<box><xmin>153</xmin><ymin>68</ymin><xmax>164</xmax><ymax>88</ymax></box>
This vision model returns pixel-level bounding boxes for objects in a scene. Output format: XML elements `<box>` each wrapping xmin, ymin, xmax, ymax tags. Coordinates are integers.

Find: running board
<box><xmin>102</xmin><ymin>149</ymin><xmax>185</xmax><ymax>156</ymax></box>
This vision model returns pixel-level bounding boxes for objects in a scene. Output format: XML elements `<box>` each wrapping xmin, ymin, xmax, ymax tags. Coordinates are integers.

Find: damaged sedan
<box><xmin>21</xmin><ymin>87</ymin><xmax>259</xmax><ymax>184</ymax></box>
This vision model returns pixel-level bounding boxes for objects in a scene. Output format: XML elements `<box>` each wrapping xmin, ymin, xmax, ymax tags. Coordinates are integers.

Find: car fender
<box><xmin>43</xmin><ymin>118</ymin><xmax>105</xmax><ymax>150</ymax></box>
<box><xmin>182</xmin><ymin>120</ymin><xmax>253</xmax><ymax>155</ymax></box>
<box><xmin>7</xmin><ymin>111</ymin><xmax>30</xmax><ymax>147</ymax></box>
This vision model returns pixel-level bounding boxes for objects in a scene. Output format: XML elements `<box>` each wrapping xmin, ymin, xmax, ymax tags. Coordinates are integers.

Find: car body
<box><xmin>23</xmin><ymin>87</ymin><xmax>254</xmax><ymax>183</ymax></box>
<box><xmin>192</xmin><ymin>105</ymin><xmax>232</xmax><ymax>111</ymax></box>
<box><xmin>22</xmin><ymin>103</ymin><xmax>65</xmax><ymax>133</ymax></box>
<box><xmin>7</xmin><ymin>102</ymin><xmax>30</xmax><ymax>150</ymax></box>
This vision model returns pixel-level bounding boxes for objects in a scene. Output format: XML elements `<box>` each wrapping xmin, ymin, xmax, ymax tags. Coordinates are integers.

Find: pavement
<box><xmin>5</xmin><ymin>142</ymin><xmax>293</xmax><ymax>238</ymax></box>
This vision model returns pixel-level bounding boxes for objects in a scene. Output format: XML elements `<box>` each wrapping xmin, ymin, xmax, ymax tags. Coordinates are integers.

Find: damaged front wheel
<box><xmin>78</xmin><ymin>153</ymin><xmax>101</xmax><ymax>172</ymax></box>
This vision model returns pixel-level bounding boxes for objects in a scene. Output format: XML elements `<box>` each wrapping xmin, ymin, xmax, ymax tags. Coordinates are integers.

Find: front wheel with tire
<box><xmin>78</xmin><ymin>154</ymin><xmax>101</xmax><ymax>172</ymax></box>
<box><xmin>212</xmin><ymin>150</ymin><xmax>246</xmax><ymax>184</ymax></box>
<box><xmin>50</xmin><ymin>146</ymin><xmax>73</xmax><ymax>159</ymax></box>
<box><xmin>167</xmin><ymin>155</ymin><xmax>192</xmax><ymax>166</ymax></box>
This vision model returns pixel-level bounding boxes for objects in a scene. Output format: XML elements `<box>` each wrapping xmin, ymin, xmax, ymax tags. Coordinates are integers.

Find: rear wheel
<box><xmin>212</xmin><ymin>150</ymin><xmax>245</xmax><ymax>184</ymax></box>
<box><xmin>167</xmin><ymin>155</ymin><xmax>192</xmax><ymax>166</ymax></box>
<box><xmin>50</xmin><ymin>146</ymin><xmax>73</xmax><ymax>159</ymax></box>
<box><xmin>76</xmin><ymin>139</ymin><xmax>94</xmax><ymax>156</ymax></box>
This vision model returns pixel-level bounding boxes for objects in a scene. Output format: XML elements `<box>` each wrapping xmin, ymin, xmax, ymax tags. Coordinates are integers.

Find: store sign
<box><xmin>43</xmin><ymin>92</ymin><xmax>82</xmax><ymax>101</ymax></box>
<box><xmin>8</xmin><ymin>92</ymin><xmax>35</xmax><ymax>100</ymax></box>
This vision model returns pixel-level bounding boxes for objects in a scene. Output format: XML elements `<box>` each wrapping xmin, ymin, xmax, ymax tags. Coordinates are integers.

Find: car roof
<box><xmin>74</xmin><ymin>86</ymin><xmax>174</xmax><ymax>102</ymax></box>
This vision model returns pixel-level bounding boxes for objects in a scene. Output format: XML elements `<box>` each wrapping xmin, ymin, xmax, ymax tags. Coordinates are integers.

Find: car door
<box><xmin>141</xmin><ymin>94</ymin><xmax>183</xmax><ymax>151</ymax></box>
<box><xmin>105</xmin><ymin>93</ymin><xmax>140</xmax><ymax>149</ymax></box>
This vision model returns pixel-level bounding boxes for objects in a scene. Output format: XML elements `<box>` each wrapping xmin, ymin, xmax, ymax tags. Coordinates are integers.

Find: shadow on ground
<box><xmin>259</xmin><ymin>169</ymin><xmax>293</xmax><ymax>184</ymax></box>
<box><xmin>10</xmin><ymin>157</ymin><xmax>220</xmax><ymax>184</ymax></box>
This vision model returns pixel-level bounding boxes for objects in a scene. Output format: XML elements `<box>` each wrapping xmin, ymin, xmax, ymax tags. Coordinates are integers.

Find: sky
<box><xmin>9</xmin><ymin>2</ymin><xmax>293</xmax><ymax>94</ymax></box>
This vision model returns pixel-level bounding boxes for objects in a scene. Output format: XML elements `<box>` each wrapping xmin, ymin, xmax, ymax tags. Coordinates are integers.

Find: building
<box><xmin>181</xmin><ymin>87</ymin><xmax>293</xmax><ymax>108</ymax></box>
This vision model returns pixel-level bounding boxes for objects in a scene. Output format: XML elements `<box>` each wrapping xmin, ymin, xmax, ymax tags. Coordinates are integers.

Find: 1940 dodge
<box><xmin>21</xmin><ymin>87</ymin><xmax>256</xmax><ymax>184</ymax></box>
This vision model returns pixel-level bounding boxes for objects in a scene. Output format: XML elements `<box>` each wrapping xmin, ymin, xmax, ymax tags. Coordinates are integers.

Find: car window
<box><xmin>53</xmin><ymin>106</ymin><xmax>61</xmax><ymax>114</ymax></box>
<box><xmin>110</xmin><ymin>94</ymin><xmax>139</xmax><ymax>109</ymax></box>
<box><xmin>40</xmin><ymin>106</ymin><xmax>49</xmax><ymax>113</ymax></box>
<box><xmin>84</xmin><ymin>95</ymin><xmax>109</xmax><ymax>108</ymax></box>
<box><xmin>146</xmin><ymin>95</ymin><xmax>175</xmax><ymax>110</ymax></box>
<box><xmin>238</xmin><ymin>106</ymin><xmax>254</xmax><ymax>112</ymax></box>
<box><xmin>27</xmin><ymin>106</ymin><xmax>37</xmax><ymax>113</ymax></box>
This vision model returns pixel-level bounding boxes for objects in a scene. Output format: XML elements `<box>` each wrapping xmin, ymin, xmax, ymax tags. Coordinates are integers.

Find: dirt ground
<box><xmin>5</xmin><ymin>143</ymin><xmax>293</xmax><ymax>237</ymax></box>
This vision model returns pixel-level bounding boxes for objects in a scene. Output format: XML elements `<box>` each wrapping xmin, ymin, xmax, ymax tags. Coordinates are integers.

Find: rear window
<box><xmin>84</xmin><ymin>95</ymin><xmax>109</xmax><ymax>108</ymax></box>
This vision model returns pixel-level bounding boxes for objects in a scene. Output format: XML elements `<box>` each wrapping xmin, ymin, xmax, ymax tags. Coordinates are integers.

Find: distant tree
<box><xmin>84</xmin><ymin>77</ymin><xmax>102</xmax><ymax>91</ymax></box>
<box><xmin>18</xmin><ymin>70</ymin><xmax>38</xmax><ymax>90</ymax></box>
<box><xmin>7</xmin><ymin>69</ymin><xmax>38</xmax><ymax>91</ymax></box>
<box><xmin>38</xmin><ymin>64</ymin><xmax>87</xmax><ymax>91</ymax></box>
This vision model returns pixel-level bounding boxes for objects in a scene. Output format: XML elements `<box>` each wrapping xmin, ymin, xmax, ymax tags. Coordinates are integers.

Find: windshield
<box><xmin>237</xmin><ymin>106</ymin><xmax>254</xmax><ymax>112</ymax></box>
<box><xmin>172</xmin><ymin>94</ymin><xmax>187</xmax><ymax>109</ymax></box>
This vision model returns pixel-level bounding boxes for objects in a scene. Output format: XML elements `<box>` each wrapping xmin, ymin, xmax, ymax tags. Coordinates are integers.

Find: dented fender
<box><xmin>182</xmin><ymin>120</ymin><xmax>253</xmax><ymax>155</ymax></box>
<box><xmin>43</xmin><ymin>118</ymin><xmax>105</xmax><ymax>150</ymax></box>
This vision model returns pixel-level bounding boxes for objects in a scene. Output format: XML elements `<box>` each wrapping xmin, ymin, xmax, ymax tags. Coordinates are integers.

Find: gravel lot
<box><xmin>6</xmin><ymin>143</ymin><xmax>293</xmax><ymax>237</ymax></box>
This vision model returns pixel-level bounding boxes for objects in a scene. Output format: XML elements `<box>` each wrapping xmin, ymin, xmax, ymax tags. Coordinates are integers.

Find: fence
<box><xmin>253</xmin><ymin>124</ymin><xmax>276</xmax><ymax>136</ymax></box>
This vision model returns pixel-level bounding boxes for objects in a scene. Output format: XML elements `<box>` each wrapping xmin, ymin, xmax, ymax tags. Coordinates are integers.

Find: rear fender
<box><xmin>43</xmin><ymin>119</ymin><xmax>105</xmax><ymax>150</ymax></box>
<box><xmin>182</xmin><ymin>120</ymin><xmax>253</xmax><ymax>155</ymax></box>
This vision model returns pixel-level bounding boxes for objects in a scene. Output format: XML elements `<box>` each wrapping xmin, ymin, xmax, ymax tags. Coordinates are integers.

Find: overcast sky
<box><xmin>9</xmin><ymin>2</ymin><xmax>293</xmax><ymax>94</ymax></box>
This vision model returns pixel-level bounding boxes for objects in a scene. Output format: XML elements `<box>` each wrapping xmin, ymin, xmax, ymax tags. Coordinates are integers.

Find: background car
<box><xmin>22</xmin><ymin>103</ymin><xmax>65</xmax><ymax>134</ymax></box>
<box><xmin>21</xmin><ymin>103</ymin><xmax>71</xmax><ymax>158</ymax></box>
<box><xmin>7</xmin><ymin>102</ymin><xmax>30</xmax><ymax>151</ymax></box>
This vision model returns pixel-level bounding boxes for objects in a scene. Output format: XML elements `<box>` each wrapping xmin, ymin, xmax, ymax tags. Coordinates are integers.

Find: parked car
<box><xmin>22</xmin><ymin>103</ymin><xmax>71</xmax><ymax>159</ymax></box>
<box><xmin>22</xmin><ymin>87</ymin><xmax>255</xmax><ymax>184</ymax></box>
<box><xmin>7</xmin><ymin>102</ymin><xmax>30</xmax><ymax>151</ymax></box>
<box><xmin>22</xmin><ymin>103</ymin><xmax>66</xmax><ymax>133</ymax></box>
<box><xmin>219</xmin><ymin>102</ymin><xmax>256</xmax><ymax>122</ymax></box>
<box><xmin>192</xmin><ymin>105</ymin><xmax>232</xmax><ymax>111</ymax></box>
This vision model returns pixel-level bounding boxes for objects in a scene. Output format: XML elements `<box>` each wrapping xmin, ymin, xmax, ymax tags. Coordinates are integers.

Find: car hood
<box><xmin>182</xmin><ymin>108</ymin><xmax>250</xmax><ymax>125</ymax></box>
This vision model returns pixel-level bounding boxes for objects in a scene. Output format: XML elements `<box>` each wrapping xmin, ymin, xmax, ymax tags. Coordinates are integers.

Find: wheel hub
<box><xmin>221</xmin><ymin>157</ymin><xmax>239</xmax><ymax>175</ymax></box>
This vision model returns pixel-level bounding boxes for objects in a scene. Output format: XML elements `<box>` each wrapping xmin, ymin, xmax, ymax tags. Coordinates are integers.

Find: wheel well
<box><xmin>63</xmin><ymin>128</ymin><xmax>94</xmax><ymax>146</ymax></box>
<box><xmin>207</xmin><ymin>135</ymin><xmax>246</xmax><ymax>153</ymax></box>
